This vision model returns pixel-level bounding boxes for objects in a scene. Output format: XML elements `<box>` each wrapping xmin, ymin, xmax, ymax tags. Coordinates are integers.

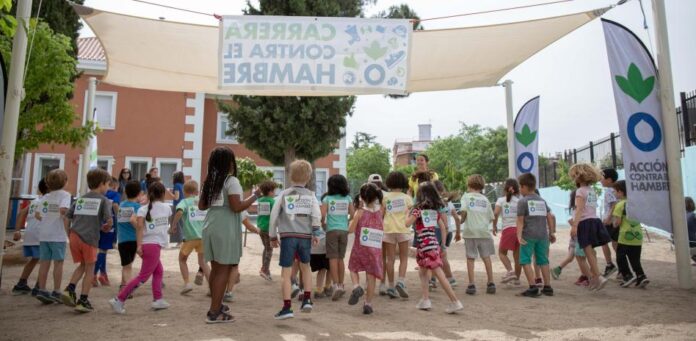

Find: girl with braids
<box><xmin>110</xmin><ymin>182</ymin><xmax>172</xmax><ymax>314</ymax></box>
<box><xmin>198</xmin><ymin>147</ymin><xmax>260</xmax><ymax>324</ymax></box>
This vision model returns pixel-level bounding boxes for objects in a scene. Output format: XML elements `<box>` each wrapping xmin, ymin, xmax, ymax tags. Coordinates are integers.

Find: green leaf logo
<box><xmin>287</xmin><ymin>197</ymin><xmax>294</xmax><ymax>203</ymax></box>
<box><xmin>330</xmin><ymin>200</ymin><xmax>336</xmax><ymax>206</ymax></box>
<box><xmin>362</xmin><ymin>228</ymin><xmax>369</xmax><ymax>235</ymax></box>
<box><xmin>386</xmin><ymin>200</ymin><xmax>392</xmax><ymax>205</ymax></box>
<box><xmin>343</xmin><ymin>53</ymin><xmax>358</xmax><ymax>69</ymax></box>
<box><xmin>77</xmin><ymin>199</ymin><xmax>84</xmax><ymax>204</ymax></box>
<box><xmin>515</xmin><ymin>124</ymin><xmax>537</xmax><ymax>147</ymax></box>
<box><xmin>530</xmin><ymin>201</ymin><xmax>536</xmax><ymax>207</ymax></box>
<box><xmin>364</xmin><ymin>41</ymin><xmax>387</xmax><ymax>61</ymax></box>
<box><xmin>615</xmin><ymin>63</ymin><xmax>655</xmax><ymax>104</ymax></box>
<box><xmin>43</xmin><ymin>201</ymin><xmax>48</xmax><ymax>207</ymax></box>
<box><xmin>423</xmin><ymin>211</ymin><xmax>429</xmax><ymax>217</ymax></box>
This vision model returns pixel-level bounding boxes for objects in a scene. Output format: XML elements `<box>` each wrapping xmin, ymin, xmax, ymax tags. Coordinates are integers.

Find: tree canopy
<box><xmin>236</xmin><ymin>157</ymin><xmax>274</xmax><ymax>190</ymax></box>
<box><xmin>347</xmin><ymin>143</ymin><xmax>390</xmax><ymax>195</ymax></box>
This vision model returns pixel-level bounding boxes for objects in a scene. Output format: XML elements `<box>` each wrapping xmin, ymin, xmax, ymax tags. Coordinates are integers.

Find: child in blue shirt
<box><xmin>117</xmin><ymin>180</ymin><xmax>141</xmax><ymax>290</ymax></box>
<box><xmin>95</xmin><ymin>177</ymin><xmax>120</xmax><ymax>286</ymax></box>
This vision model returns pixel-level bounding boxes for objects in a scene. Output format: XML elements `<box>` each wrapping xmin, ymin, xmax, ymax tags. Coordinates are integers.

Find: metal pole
<box><xmin>0</xmin><ymin>0</ymin><xmax>33</xmax><ymax>286</ymax></box>
<box><xmin>652</xmin><ymin>0</ymin><xmax>692</xmax><ymax>289</ymax></box>
<box><xmin>680</xmin><ymin>92</ymin><xmax>691</xmax><ymax>147</ymax></box>
<box><xmin>589</xmin><ymin>141</ymin><xmax>595</xmax><ymax>164</ymax></box>
<box><xmin>79</xmin><ymin>77</ymin><xmax>97</xmax><ymax>195</ymax></box>
<box><xmin>610</xmin><ymin>133</ymin><xmax>617</xmax><ymax>168</ymax></box>
<box><xmin>503</xmin><ymin>80</ymin><xmax>515</xmax><ymax>178</ymax></box>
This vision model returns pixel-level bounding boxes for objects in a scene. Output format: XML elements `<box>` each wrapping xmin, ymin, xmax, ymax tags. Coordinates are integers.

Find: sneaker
<box><xmin>348</xmin><ymin>286</ymin><xmax>364</xmax><ymax>305</ymax></box>
<box><xmin>395</xmin><ymin>281</ymin><xmax>409</xmax><ymax>298</ymax></box>
<box><xmin>314</xmin><ymin>289</ymin><xmax>325</xmax><ymax>299</ymax></box>
<box><xmin>74</xmin><ymin>298</ymin><xmax>94</xmax><ymax>313</ymax></box>
<box><xmin>486</xmin><ymin>282</ymin><xmax>496</xmax><ymax>294</ymax></box>
<box><xmin>31</xmin><ymin>287</ymin><xmax>39</xmax><ymax>297</ymax></box>
<box><xmin>324</xmin><ymin>286</ymin><xmax>334</xmax><ymax>298</ymax></box>
<box><xmin>429</xmin><ymin>278</ymin><xmax>437</xmax><ymax>290</ymax></box>
<box><xmin>50</xmin><ymin>291</ymin><xmax>63</xmax><ymax>304</ymax></box>
<box><xmin>151</xmin><ymin>299</ymin><xmax>170</xmax><ymax>310</ymax></box>
<box><xmin>448</xmin><ymin>278</ymin><xmax>458</xmax><ymax>288</ymax></box>
<box><xmin>445</xmin><ymin>300</ymin><xmax>464</xmax><ymax>314</ymax></box>
<box><xmin>274</xmin><ymin>307</ymin><xmax>294</xmax><ymax>320</ymax></box>
<box><xmin>518</xmin><ymin>287</ymin><xmax>541</xmax><ymax>298</ymax></box>
<box><xmin>378</xmin><ymin>283</ymin><xmax>387</xmax><ymax>296</ymax></box>
<box><xmin>603</xmin><ymin>263</ymin><xmax>617</xmax><ymax>277</ymax></box>
<box><xmin>592</xmin><ymin>276</ymin><xmax>609</xmax><ymax>292</ymax></box>
<box><xmin>206</xmin><ymin>310</ymin><xmax>235</xmax><ymax>324</ymax></box>
<box><xmin>92</xmin><ymin>277</ymin><xmax>99</xmax><ymax>288</ymax></box>
<box><xmin>98</xmin><ymin>273</ymin><xmax>110</xmax><ymax>286</ymax></box>
<box><xmin>574</xmin><ymin>276</ymin><xmax>589</xmax><ymax>286</ymax></box>
<box><xmin>512</xmin><ymin>279</ymin><xmax>521</xmax><ymax>286</ymax></box>
<box><xmin>362</xmin><ymin>304</ymin><xmax>373</xmax><ymax>315</ymax></box>
<box><xmin>11</xmin><ymin>283</ymin><xmax>32</xmax><ymax>295</ymax></box>
<box><xmin>416</xmin><ymin>298</ymin><xmax>432</xmax><ymax>310</ymax></box>
<box><xmin>61</xmin><ymin>289</ymin><xmax>77</xmax><ymax>307</ymax></box>
<box><xmin>535</xmin><ymin>278</ymin><xmax>543</xmax><ymax>288</ymax></box>
<box><xmin>109</xmin><ymin>298</ymin><xmax>126</xmax><ymax>314</ymax></box>
<box><xmin>635</xmin><ymin>275</ymin><xmax>650</xmax><ymax>288</ymax></box>
<box><xmin>332</xmin><ymin>286</ymin><xmax>346</xmax><ymax>301</ymax></box>
<box><xmin>616</xmin><ymin>272</ymin><xmax>623</xmax><ymax>281</ymax></box>
<box><xmin>35</xmin><ymin>290</ymin><xmax>54</xmax><ymax>305</ymax></box>
<box><xmin>301</xmin><ymin>298</ymin><xmax>313</xmax><ymax>312</ymax></box>
<box><xmin>223</xmin><ymin>292</ymin><xmax>234</xmax><ymax>303</ymax></box>
<box><xmin>180</xmin><ymin>283</ymin><xmax>194</xmax><ymax>295</ymax></box>
<box><xmin>621</xmin><ymin>274</ymin><xmax>637</xmax><ymax>288</ymax></box>
<box><xmin>542</xmin><ymin>286</ymin><xmax>554</xmax><ymax>296</ymax></box>
<box><xmin>465</xmin><ymin>284</ymin><xmax>476</xmax><ymax>295</ymax></box>
<box><xmin>386</xmin><ymin>288</ymin><xmax>399</xmax><ymax>299</ymax></box>
<box><xmin>259</xmin><ymin>271</ymin><xmax>272</xmax><ymax>282</ymax></box>
<box><xmin>551</xmin><ymin>266</ymin><xmax>562</xmax><ymax>280</ymax></box>
<box><xmin>194</xmin><ymin>271</ymin><xmax>204</xmax><ymax>286</ymax></box>
<box><xmin>501</xmin><ymin>271</ymin><xmax>516</xmax><ymax>284</ymax></box>
<box><xmin>290</xmin><ymin>283</ymin><xmax>301</xmax><ymax>299</ymax></box>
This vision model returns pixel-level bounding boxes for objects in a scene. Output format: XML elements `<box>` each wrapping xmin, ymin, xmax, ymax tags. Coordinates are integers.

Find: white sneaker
<box><xmin>109</xmin><ymin>298</ymin><xmax>126</xmax><ymax>314</ymax></box>
<box><xmin>593</xmin><ymin>276</ymin><xmax>609</xmax><ymax>292</ymax></box>
<box><xmin>223</xmin><ymin>291</ymin><xmax>234</xmax><ymax>302</ymax></box>
<box><xmin>448</xmin><ymin>278</ymin><xmax>458</xmax><ymax>288</ymax></box>
<box><xmin>416</xmin><ymin>298</ymin><xmax>432</xmax><ymax>310</ymax></box>
<box><xmin>501</xmin><ymin>271</ymin><xmax>516</xmax><ymax>284</ymax></box>
<box><xmin>290</xmin><ymin>283</ymin><xmax>301</xmax><ymax>298</ymax></box>
<box><xmin>180</xmin><ymin>283</ymin><xmax>193</xmax><ymax>295</ymax></box>
<box><xmin>151</xmin><ymin>299</ymin><xmax>170</xmax><ymax>310</ymax></box>
<box><xmin>378</xmin><ymin>283</ymin><xmax>387</xmax><ymax>296</ymax></box>
<box><xmin>446</xmin><ymin>300</ymin><xmax>464</xmax><ymax>314</ymax></box>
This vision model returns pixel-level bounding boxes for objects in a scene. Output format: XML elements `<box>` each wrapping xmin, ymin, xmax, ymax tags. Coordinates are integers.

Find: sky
<box><xmin>80</xmin><ymin>0</ymin><xmax>696</xmax><ymax>155</ymax></box>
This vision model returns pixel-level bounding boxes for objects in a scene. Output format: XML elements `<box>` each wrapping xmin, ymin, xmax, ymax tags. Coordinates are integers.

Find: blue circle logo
<box><xmin>330</xmin><ymin>206</ymin><xmax>335</xmax><ymax>212</ymax></box>
<box><xmin>627</xmin><ymin>112</ymin><xmax>662</xmax><ymax>152</ymax></box>
<box><xmin>190</xmin><ymin>211</ymin><xmax>196</xmax><ymax>218</ymax></box>
<box><xmin>288</xmin><ymin>204</ymin><xmax>294</xmax><ymax>210</ymax></box>
<box><xmin>76</xmin><ymin>205</ymin><xmax>82</xmax><ymax>210</ymax></box>
<box><xmin>148</xmin><ymin>223</ymin><xmax>155</xmax><ymax>230</ymax></box>
<box><xmin>42</xmin><ymin>208</ymin><xmax>48</xmax><ymax>213</ymax></box>
<box><xmin>361</xmin><ymin>235</ymin><xmax>369</xmax><ymax>242</ymax></box>
<box><xmin>516</xmin><ymin>152</ymin><xmax>534</xmax><ymax>173</ymax></box>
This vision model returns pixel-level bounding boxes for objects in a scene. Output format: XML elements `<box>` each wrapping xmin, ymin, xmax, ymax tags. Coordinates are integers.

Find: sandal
<box><xmin>206</xmin><ymin>309</ymin><xmax>235</xmax><ymax>324</ymax></box>
<box><xmin>221</xmin><ymin>304</ymin><xmax>230</xmax><ymax>313</ymax></box>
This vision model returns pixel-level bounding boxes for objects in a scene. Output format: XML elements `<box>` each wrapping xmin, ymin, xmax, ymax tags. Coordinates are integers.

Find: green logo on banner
<box><xmin>615</xmin><ymin>63</ymin><xmax>654</xmax><ymax>104</ymax></box>
<box><xmin>364</xmin><ymin>41</ymin><xmax>387</xmax><ymax>60</ymax></box>
<box><xmin>515</xmin><ymin>124</ymin><xmax>537</xmax><ymax>147</ymax></box>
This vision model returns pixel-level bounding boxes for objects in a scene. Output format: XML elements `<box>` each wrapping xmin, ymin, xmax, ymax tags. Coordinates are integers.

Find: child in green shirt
<box><xmin>612</xmin><ymin>180</ymin><xmax>649</xmax><ymax>288</ymax></box>
<box><xmin>257</xmin><ymin>180</ymin><xmax>277</xmax><ymax>281</ymax></box>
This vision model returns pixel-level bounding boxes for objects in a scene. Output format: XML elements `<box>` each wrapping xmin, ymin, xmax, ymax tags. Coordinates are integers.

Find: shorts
<box><xmin>499</xmin><ymin>227</ymin><xmax>520</xmax><ymax>251</ymax></box>
<box><xmin>98</xmin><ymin>231</ymin><xmax>115</xmax><ymax>250</ymax></box>
<box><xmin>464</xmin><ymin>238</ymin><xmax>495</xmax><ymax>259</ymax></box>
<box><xmin>310</xmin><ymin>254</ymin><xmax>330</xmax><ymax>272</ymax></box>
<box><xmin>604</xmin><ymin>224</ymin><xmax>619</xmax><ymax>242</ymax></box>
<box><xmin>181</xmin><ymin>239</ymin><xmax>203</xmax><ymax>256</ymax></box>
<box><xmin>445</xmin><ymin>232</ymin><xmax>453</xmax><ymax>248</ymax></box>
<box><xmin>69</xmin><ymin>232</ymin><xmax>98</xmax><ymax>264</ymax></box>
<box><xmin>23</xmin><ymin>245</ymin><xmax>40</xmax><ymax>259</ymax></box>
<box><xmin>39</xmin><ymin>241</ymin><xmax>66</xmax><ymax>261</ymax></box>
<box><xmin>279</xmin><ymin>237</ymin><xmax>311</xmax><ymax>267</ymax></box>
<box><xmin>325</xmin><ymin>230</ymin><xmax>348</xmax><ymax>259</ymax></box>
<box><xmin>520</xmin><ymin>238</ymin><xmax>550</xmax><ymax>266</ymax></box>
<box><xmin>118</xmin><ymin>241</ymin><xmax>137</xmax><ymax>266</ymax></box>
<box><xmin>571</xmin><ymin>238</ymin><xmax>586</xmax><ymax>257</ymax></box>
<box><xmin>382</xmin><ymin>232</ymin><xmax>412</xmax><ymax>245</ymax></box>
<box><xmin>577</xmin><ymin>218</ymin><xmax>611</xmax><ymax>249</ymax></box>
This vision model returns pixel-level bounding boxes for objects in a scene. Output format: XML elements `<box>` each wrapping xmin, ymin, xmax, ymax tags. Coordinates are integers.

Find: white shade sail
<box><xmin>73</xmin><ymin>4</ymin><xmax>609</xmax><ymax>96</ymax></box>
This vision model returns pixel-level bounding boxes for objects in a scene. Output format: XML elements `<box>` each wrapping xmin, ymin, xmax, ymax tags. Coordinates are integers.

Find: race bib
<box><xmin>41</xmin><ymin>201</ymin><xmax>60</xmax><ymax>218</ymax></box>
<box><xmin>586</xmin><ymin>191</ymin><xmax>598</xmax><ymax>208</ymax></box>
<box><xmin>285</xmin><ymin>195</ymin><xmax>313</xmax><ymax>215</ymax></box>
<box><xmin>258</xmin><ymin>202</ymin><xmax>271</xmax><ymax>216</ymax></box>
<box><xmin>189</xmin><ymin>208</ymin><xmax>207</xmax><ymax>222</ymax></box>
<box><xmin>421</xmin><ymin>209</ymin><xmax>438</xmax><ymax>228</ymax></box>
<box><xmin>386</xmin><ymin>198</ymin><xmax>406</xmax><ymax>213</ymax></box>
<box><xmin>117</xmin><ymin>207</ymin><xmax>135</xmax><ymax>223</ymax></box>
<box><xmin>528</xmin><ymin>200</ymin><xmax>548</xmax><ymax>217</ymax></box>
<box><xmin>328</xmin><ymin>199</ymin><xmax>349</xmax><ymax>215</ymax></box>
<box><xmin>466</xmin><ymin>197</ymin><xmax>489</xmax><ymax>213</ymax></box>
<box><xmin>146</xmin><ymin>216</ymin><xmax>169</xmax><ymax>231</ymax></box>
<box><xmin>75</xmin><ymin>198</ymin><xmax>102</xmax><ymax>216</ymax></box>
<box><xmin>502</xmin><ymin>202</ymin><xmax>518</xmax><ymax>218</ymax></box>
<box><xmin>359</xmin><ymin>227</ymin><xmax>383</xmax><ymax>249</ymax></box>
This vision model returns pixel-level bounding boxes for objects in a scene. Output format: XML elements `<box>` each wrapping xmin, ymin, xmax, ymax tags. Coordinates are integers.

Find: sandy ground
<box><xmin>1</xmin><ymin>229</ymin><xmax>695</xmax><ymax>341</ymax></box>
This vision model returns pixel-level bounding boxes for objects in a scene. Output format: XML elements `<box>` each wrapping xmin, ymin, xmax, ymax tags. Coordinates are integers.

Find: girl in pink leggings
<box><xmin>110</xmin><ymin>182</ymin><xmax>172</xmax><ymax>314</ymax></box>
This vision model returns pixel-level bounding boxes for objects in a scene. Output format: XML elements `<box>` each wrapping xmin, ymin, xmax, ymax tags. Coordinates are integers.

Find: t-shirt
<box><xmin>117</xmin><ymin>201</ymin><xmax>140</xmax><ymax>243</ymax></box>
<box><xmin>37</xmin><ymin>190</ymin><xmax>72</xmax><ymax>242</ymax></box>
<box><xmin>446</xmin><ymin>202</ymin><xmax>457</xmax><ymax>233</ymax></box>
<box><xmin>172</xmin><ymin>183</ymin><xmax>184</xmax><ymax>207</ymax></box>
<box><xmin>176</xmin><ymin>196</ymin><xmax>205</xmax><ymax>240</ymax></box>
<box><xmin>602</xmin><ymin>187</ymin><xmax>617</xmax><ymax>221</ymax></box>
<box><xmin>105</xmin><ymin>190</ymin><xmax>121</xmax><ymax>233</ymax></box>
<box><xmin>495</xmin><ymin>195</ymin><xmax>520</xmax><ymax>230</ymax></box>
<box><xmin>408</xmin><ymin>172</ymin><xmax>439</xmax><ymax>196</ymax></box>
<box><xmin>23</xmin><ymin>198</ymin><xmax>42</xmax><ymax>246</ymax></box>
<box><xmin>576</xmin><ymin>186</ymin><xmax>599</xmax><ymax>222</ymax></box>
<box><xmin>613</xmin><ymin>200</ymin><xmax>643</xmax><ymax>246</ymax></box>
<box><xmin>256</xmin><ymin>196</ymin><xmax>275</xmax><ymax>232</ymax></box>
<box><xmin>517</xmin><ymin>193</ymin><xmax>550</xmax><ymax>240</ymax></box>
<box><xmin>460</xmin><ymin>192</ymin><xmax>494</xmax><ymax>239</ymax></box>
<box><xmin>66</xmin><ymin>191</ymin><xmax>112</xmax><ymax>247</ymax></box>
<box><xmin>382</xmin><ymin>191</ymin><xmax>413</xmax><ymax>234</ymax></box>
<box><xmin>322</xmin><ymin>194</ymin><xmax>352</xmax><ymax>231</ymax></box>
<box><xmin>211</xmin><ymin>176</ymin><xmax>243</xmax><ymax>207</ymax></box>
<box><xmin>137</xmin><ymin>201</ymin><xmax>172</xmax><ymax>247</ymax></box>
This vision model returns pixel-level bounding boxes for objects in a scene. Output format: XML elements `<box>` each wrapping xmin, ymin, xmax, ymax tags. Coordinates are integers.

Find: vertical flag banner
<box><xmin>514</xmin><ymin>96</ymin><xmax>540</xmax><ymax>179</ymax></box>
<box><xmin>89</xmin><ymin>108</ymin><xmax>98</xmax><ymax>169</ymax></box>
<box><xmin>602</xmin><ymin>19</ymin><xmax>671</xmax><ymax>232</ymax></box>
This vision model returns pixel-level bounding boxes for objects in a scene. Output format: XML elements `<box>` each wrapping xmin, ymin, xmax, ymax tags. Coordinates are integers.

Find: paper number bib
<box><xmin>586</xmin><ymin>191</ymin><xmax>598</xmax><ymax>208</ymax></box>
<box><xmin>285</xmin><ymin>195</ymin><xmax>313</xmax><ymax>215</ymax></box>
<box><xmin>359</xmin><ymin>227</ymin><xmax>383</xmax><ymax>249</ymax></box>
<box><xmin>528</xmin><ymin>200</ymin><xmax>548</xmax><ymax>217</ymax></box>
<box><xmin>421</xmin><ymin>210</ymin><xmax>438</xmax><ymax>228</ymax></box>
<box><xmin>41</xmin><ymin>201</ymin><xmax>60</xmax><ymax>218</ymax></box>
<box><xmin>75</xmin><ymin>198</ymin><xmax>102</xmax><ymax>216</ymax></box>
<box><xmin>466</xmin><ymin>197</ymin><xmax>489</xmax><ymax>213</ymax></box>
<box><xmin>147</xmin><ymin>216</ymin><xmax>169</xmax><ymax>231</ymax></box>
<box><xmin>189</xmin><ymin>208</ymin><xmax>207</xmax><ymax>222</ymax></box>
<box><xmin>117</xmin><ymin>207</ymin><xmax>135</xmax><ymax>223</ymax></box>
<box><xmin>328</xmin><ymin>200</ymin><xmax>349</xmax><ymax>215</ymax></box>
<box><xmin>258</xmin><ymin>202</ymin><xmax>271</xmax><ymax>216</ymax></box>
<box><xmin>386</xmin><ymin>198</ymin><xmax>406</xmax><ymax>213</ymax></box>
<box><xmin>502</xmin><ymin>203</ymin><xmax>517</xmax><ymax>218</ymax></box>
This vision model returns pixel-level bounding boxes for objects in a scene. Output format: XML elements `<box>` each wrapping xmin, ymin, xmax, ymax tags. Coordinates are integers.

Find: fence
<box><xmin>677</xmin><ymin>90</ymin><xmax>696</xmax><ymax>151</ymax></box>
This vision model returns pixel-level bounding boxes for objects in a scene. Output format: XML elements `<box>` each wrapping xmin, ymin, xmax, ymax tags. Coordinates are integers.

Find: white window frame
<box><xmin>125</xmin><ymin>156</ymin><xmax>152</xmax><ymax>181</ymax></box>
<box><xmin>260</xmin><ymin>166</ymin><xmax>285</xmax><ymax>186</ymax></box>
<box><xmin>216</xmin><ymin>112</ymin><xmax>238</xmax><ymax>144</ymax></box>
<box><xmin>314</xmin><ymin>168</ymin><xmax>329</xmax><ymax>195</ymax></box>
<box><xmin>83</xmin><ymin>90</ymin><xmax>118</xmax><ymax>130</ymax></box>
<box><xmin>75</xmin><ymin>155</ymin><xmax>116</xmax><ymax>194</ymax></box>
<box><xmin>32</xmin><ymin>153</ymin><xmax>65</xmax><ymax>195</ymax></box>
<box><xmin>156</xmin><ymin>158</ymin><xmax>182</xmax><ymax>175</ymax></box>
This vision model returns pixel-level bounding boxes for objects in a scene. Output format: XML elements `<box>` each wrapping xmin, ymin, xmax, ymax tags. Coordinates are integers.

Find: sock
<box><xmin>67</xmin><ymin>283</ymin><xmax>76</xmax><ymax>292</ymax></box>
<box><xmin>18</xmin><ymin>278</ymin><xmax>27</xmax><ymax>286</ymax></box>
<box><xmin>304</xmin><ymin>291</ymin><xmax>311</xmax><ymax>300</ymax></box>
<box><xmin>283</xmin><ymin>299</ymin><xmax>291</xmax><ymax>309</ymax></box>
<box><xmin>79</xmin><ymin>294</ymin><xmax>88</xmax><ymax>301</ymax></box>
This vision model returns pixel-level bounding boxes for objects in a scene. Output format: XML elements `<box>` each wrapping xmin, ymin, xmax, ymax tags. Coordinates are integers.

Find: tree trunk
<box><xmin>283</xmin><ymin>148</ymin><xmax>296</xmax><ymax>189</ymax></box>
<box><xmin>307</xmin><ymin>160</ymin><xmax>316</xmax><ymax>192</ymax></box>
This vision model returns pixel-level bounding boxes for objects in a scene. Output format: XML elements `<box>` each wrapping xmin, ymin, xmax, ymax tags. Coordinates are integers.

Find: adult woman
<box><xmin>407</xmin><ymin>154</ymin><xmax>439</xmax><ymax>196</ymax></box>
<box><xmin>118</xmin><ymin>168</ymin><xmax>132</xmax><ymax>196</ymax></box>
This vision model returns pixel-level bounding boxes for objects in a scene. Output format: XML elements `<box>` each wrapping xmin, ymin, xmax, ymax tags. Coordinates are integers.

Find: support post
<box><xmin>79</xmin><ymin>77</ymin><xmax>97</xmax><ymax>195</ymax></box>
<box><xmin>652</xmin><ymin>0</ymin><xmax>692</xmax><ymax>289</ymax></box>
<box><xmin>610</xmin><ymin>133</ymin><xmax>617</xmax><ymax>168</ymax></box>
<box><xmin>680</xmin><ymin>92</ymin><xmax>691</xmax><ymax>147</ymax></box>
<box><xmin>503</xmin><ymin>80</ymin><xmax>515</xmax><ymax>178</ymax></box>
<box><xmin>589</xmin><ymin>141</ymin><xmax>595</xmax><ymax>163</ymax></box>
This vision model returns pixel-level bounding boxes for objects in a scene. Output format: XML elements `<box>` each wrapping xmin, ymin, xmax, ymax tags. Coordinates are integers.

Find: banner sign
<box><xmin>219</xmin><ymin>16</ymin><xmax>411</xmax><ymax>95</ymax></box>
<box><xmin>514</xmin><ymin>96</ymin><xmax>540</xmax><ymax>179</ymax></box>
<box><xmin>602</xmin><ymin>19</ymin><xmax>671</xmax><ymax>232</ymax></box>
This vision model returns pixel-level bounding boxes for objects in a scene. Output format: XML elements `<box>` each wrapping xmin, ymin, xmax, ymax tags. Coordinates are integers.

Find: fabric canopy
<box><xmin>73</xmin><ymin>4</ymin><xmax>609</xmax><ymax>96</ymax></box>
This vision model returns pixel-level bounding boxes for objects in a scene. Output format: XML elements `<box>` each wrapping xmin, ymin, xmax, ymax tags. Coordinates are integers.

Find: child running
<box><xmin>62</xmin><ymin>168</ymin><xmax>113</xmax><ymax>312</ymax></box>
<box><xmin>407</xmin><ymin>182</ymin><xmax>463</xmax><ymax>313</ymax></box>
<box><xmin>494</xmin><ymin>178</ymin><xmax>522</xmax><ymax>285</ymax></box>
<box><xmin>170</xmin><ymin>180</ymin><xmax>210</xmax><ymax>295</ymax></box>
<box><xmin>612</xmin><ymin>180</ymin><xmax>649</xmax><ymax>288</ymax></box>
<box><xmin>320</xmin><ymin>174</ymin><xmax>353</xmax><ymax>301</ymax></box>
<box><xmin>310</xmin><ymin>224</ymin><xmax>332</xmax><ymax>299</ymax></box>
<box><xmin>347</xmin><ymin>183</ymin><xmax>384</xmax><ymax>314</ymax></box>
<box><xmin>109</xmin><ymin>182</ymin><xmax>172</xmax><ymax>314</ymax></box>
<box><xmin>551</xmin><ymin>190</ymin><xmax>591</xmax><ymax>286</ymax></box>
<box><xmin>11</xmin><ymin>179</ymin><xmax>48</xmax><ymax>296</ymax></box>
<box><xmin>569</xmin><ymin>163</ymin><xmax>611</xmax><ymax>291</ymax></box>
<box><xmin>117</xmin><ymin>180</ymin><xmax>141</xmax><ymax>294</ymax></box>
<box><xmin>95</xmin><ymin>177</ymin><xmax>120</xmax><ymax>286</ymax></box>
<box><xmin>256</xmin><ymin>180</ymin><xmax>277</xmax><ymax>281</ymax></box>
<box><xmin>381</xmin><ymin>171</ymin><xmax>413</xmax><ymax>299</ymax></box>
<box><xmin>600</xmin><ymin>168</ymin><xmax>619</xmax><ymax>277</ymax></box>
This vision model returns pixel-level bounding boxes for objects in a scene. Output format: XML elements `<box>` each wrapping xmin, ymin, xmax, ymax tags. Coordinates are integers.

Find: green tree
<box><xmin>10</xmin><ymin>0</ymin><xmax>83</xmax><ymax>54</ymax></box>
<box><xmin>350</xmin><ymin>131</ymin><xmax>376</xmax><ymax>150</ymax></box>
<box><xmin>0</xmin><ymin>0</ymin><xmax>16</xmax><ymax>37</ymax></box>
<box><xmin>378</xmin><ymin>4</ymin><xmax>422</xmax><ymax>99</ymax></box>
<box><xmin>236</xmin><ymin>157</ymin><xmax>274</xmax><ymax>190</ymax></box>
<box><xmin>347</xmin><ymin>144</ymin><xmax>390</xmax><ymax>194</ymax></box>
<box><xmin>394</xmin><ymin>164</ymin><xmax>415</xmax><ymax>178</ymax></box>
